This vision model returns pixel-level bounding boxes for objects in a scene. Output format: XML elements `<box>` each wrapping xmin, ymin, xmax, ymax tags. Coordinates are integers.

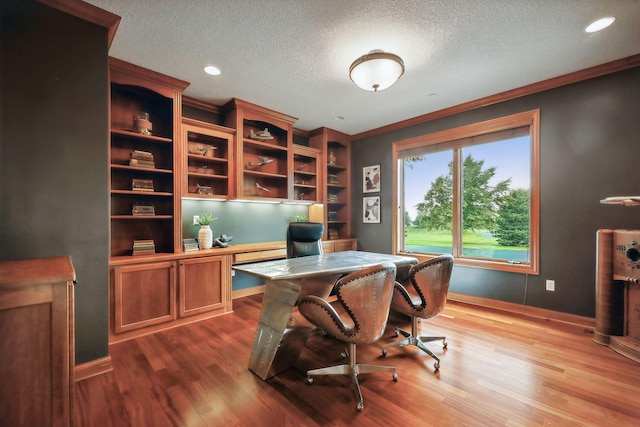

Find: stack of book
<box><xmin>132</xmin><ymin>202</ymin><xmax>155</xmax><ymax>216</ymax></box>
<box><xmin>132</xmin><ymin>239</ymin><xmax>155</xmax><ymax>255</ymax></box>
<box><xmin>328</xmin><ymin>229</ymin><xmax>340</xmax><ymax>240</ymax></box>
<box><xmin>132</xmin><ymin>178</ymin><xmax>154</xmax><ymax>192</ymax></box>
<box><xmin>183</xmin><ymin>238</ymin><xmax>199</xmax><ymax>252</ymax></box>
<box><xmin>129</xmin><ymin>150</ymin><xmax>155</xmax><ymax>168</ymax></box>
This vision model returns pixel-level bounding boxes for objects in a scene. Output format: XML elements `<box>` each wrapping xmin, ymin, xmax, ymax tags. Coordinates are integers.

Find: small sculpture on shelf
<box><xmin>133</xmin><ymin>112</ymin><xmax>152</xmax><ymax>135</ymax></box>
<box><xmin>196</xmin><ymin>183</ymin><xmax>214</xmax><ymax>195</ymax></box>
<box><xmin>249</xmin><ymin>128</ymin><xmax>273</xmax><ymax>140</ymax></box>
<box><xmin>247</xmin><ymin>156</ymin><xmax>274</xmax><ymax>168</ymax></box>
<box><xmin>255</xmin><ymin>182</ymin><xmax>271</xmax><ymax>194</ymax></box>
<box><xmin>327</xmin><ymin>151</ymin><xmax>337</xmax><ymax>166</ymax></box>
<box><xmin>189</xmin><ymin>144</ymin><xmax>217</xmax><ymax>156</ymax></box>
<box><xmin>213</xmin><ymin>234</ymin><xmax>233</xmax><ymax>248</ymax></box>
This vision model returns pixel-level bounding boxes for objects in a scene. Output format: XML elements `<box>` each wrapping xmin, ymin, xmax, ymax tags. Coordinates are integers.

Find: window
<box><xmin>393</xmin><ymin>110</ymin><xmax>539</xmax><ymax>274</ymax></box>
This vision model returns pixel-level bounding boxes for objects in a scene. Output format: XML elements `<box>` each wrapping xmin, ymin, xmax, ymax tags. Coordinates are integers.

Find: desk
<box><xmin>233</xmin><ymin>251</ymin><xmax>417</xmax><ymax>379</ymax></box>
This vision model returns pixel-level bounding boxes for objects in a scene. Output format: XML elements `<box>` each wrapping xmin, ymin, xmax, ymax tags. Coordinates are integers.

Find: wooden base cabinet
<box><xmin>178</xmin><ymin>256</ymin><xmax>231</xmax><ymax>317</ymax></box>
<box><xmin>110</xmin><ymin>254</ymin><xmax>232</xmax><ymax>342</ymax></box>
<box><xmin>112</xmin><ymin>261</ymin><xmax>177</xmax><ymax>334</ymax></box>
<box><xmin>322</xmin><ymin>239</ymin><xmax>357</xmax><ymax>253</ymax></box>
<box><xmin>0</xmin><ymin>256</ymin><xmax>75</xmax><ymax>427</ymax></box>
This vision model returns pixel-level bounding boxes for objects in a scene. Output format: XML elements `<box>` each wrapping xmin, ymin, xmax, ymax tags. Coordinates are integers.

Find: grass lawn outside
<box><xmin>404</xmin><ymin>227</ymin><xmax>528</xmax><ymax>261</ymax></box>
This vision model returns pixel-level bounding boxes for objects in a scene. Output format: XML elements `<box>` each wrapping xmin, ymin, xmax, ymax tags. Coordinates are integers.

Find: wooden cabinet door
<box><xmin>0</xmin><ymin>257</ymin><xmax>74</xmax><ymax>427</ymax></box>
<box><xmin>178</xmin><ymin>256</ymin><xmax>231</xmax><ymax>317</ymax></box>
<box><xmin>112</xmin><ymin>261</ymin><xmax>176</xmax><ymax>333</ymax></box>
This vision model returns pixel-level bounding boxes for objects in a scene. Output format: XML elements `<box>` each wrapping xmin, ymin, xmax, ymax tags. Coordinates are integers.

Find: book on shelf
<box><xmin>132</xmin><ymin>249</ymin><xmax>155</xmax><ymax>256</ymax></box>
<box><xmin>131</xmin><ymin>149</ymin><xmax>154</xmax><ymax>161</ymax></box>
<box><xmin>131</xmin><ymin>178</ymin><xmax>154</xmax><ymax>192</ymax></box>
<box><xmin>132</xmin><ymin>239</ymin><xmax>155</xmax><ymax>255</ymax></box>
<box><xmin>328</xmin><ymin>229</ymin><xmax>339</xmax><ymax>240</ymax></box>
<box><xmin>183</xmin><ymin>238</ymin><xmax>199</xmax><ymax>252</ymax></box>
<box><xmin>129</xmin><ymin>158</ymin><xmax>156</xmax><ymax>168</ymax></box>
<box><xmin>132</xmin><ymin>202</ymin><xmax>155</xmax><ymax>216</ymax></box>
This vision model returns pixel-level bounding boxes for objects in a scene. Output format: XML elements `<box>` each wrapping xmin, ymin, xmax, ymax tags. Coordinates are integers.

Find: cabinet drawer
<box><xmin>234</xmin><ymin>249</ymin><xmax>287</xmax><ymax>264</ymax></box>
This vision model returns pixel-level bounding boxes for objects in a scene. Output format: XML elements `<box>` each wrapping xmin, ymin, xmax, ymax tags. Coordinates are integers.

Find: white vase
<box><xmin>198</xmin><ymin>225</ymin><xmax>213</xmax><ymax>249</ymax></box>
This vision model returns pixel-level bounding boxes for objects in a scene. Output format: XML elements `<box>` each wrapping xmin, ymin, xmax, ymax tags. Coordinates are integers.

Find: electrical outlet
<box><xmin>545</xmin><ymin>279</ymin><xmax>555</xmax><ymax>292</ymax></box>
<box><xmin>192</xmin><ymin>215</ymin><xmax>200</xmax><ymax>225</ymax></box>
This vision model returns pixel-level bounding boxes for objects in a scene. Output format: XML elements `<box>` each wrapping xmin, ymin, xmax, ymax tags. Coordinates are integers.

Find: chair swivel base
<box><xmin>382</xmin><ymin>324</ymin><xmax>447</xmax><ymax>371</ymax></box>
<box><xmin>306</xmin><ymin>343</ymin><xmax>398</xmax><ymax>412</ymax></box>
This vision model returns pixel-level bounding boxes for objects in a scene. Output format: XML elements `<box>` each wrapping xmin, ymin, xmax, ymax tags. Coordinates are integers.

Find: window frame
<box><xmin>393</xmin><ymin>109</ymin><xmax>540</xmax><ymax>275</ymax></box>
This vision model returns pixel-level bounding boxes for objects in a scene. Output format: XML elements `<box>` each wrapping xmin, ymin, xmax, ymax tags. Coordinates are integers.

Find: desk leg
<box><xmin>248</xmin><ymin>279</ymin><xmax>304</xmax><ymax>380</ymax></box>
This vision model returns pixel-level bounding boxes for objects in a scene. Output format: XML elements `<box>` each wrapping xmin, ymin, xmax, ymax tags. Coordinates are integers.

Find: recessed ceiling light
<box><xmin>204</xmin><ymin>65</ymin><xmax>221</xmax><ymax>76</ymax></box>
<box><xmin>334</xmin><ymin>116</ymin><xmax>344</xmax><ymax>121</ymax></box>
<box><xmin>585</xmin><ymin>17</ymin><xmax>616</xmax><ymax>33</ymax></box>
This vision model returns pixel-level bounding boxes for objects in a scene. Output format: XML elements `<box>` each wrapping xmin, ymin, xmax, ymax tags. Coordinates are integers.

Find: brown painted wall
<box><xmin>351</xmin><ymin>67</ymin><xmax>640</xmax><ymax>317</ymax></box>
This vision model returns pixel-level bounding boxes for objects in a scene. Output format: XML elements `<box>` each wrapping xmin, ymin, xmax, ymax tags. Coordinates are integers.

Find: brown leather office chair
<box><xmin>286</xmin><ymin>221</ymin><xmax>324</xmax><ymax>258</ymax></box>
<box><xmin>382</xmin><ymin>254</ymin><xmax>453</xmax><ymax>371</ymax></box>
<box><xmin>298</xmin><ymin>262</ymin><xmax>398</xmax><ymax>412</ymax></box>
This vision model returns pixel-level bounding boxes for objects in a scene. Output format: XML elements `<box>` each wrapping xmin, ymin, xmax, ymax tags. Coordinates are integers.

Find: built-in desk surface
<box><xmin>233</xmin><ymin>250</ymin><xmax>417</xmax><ymax>280</ymax></box>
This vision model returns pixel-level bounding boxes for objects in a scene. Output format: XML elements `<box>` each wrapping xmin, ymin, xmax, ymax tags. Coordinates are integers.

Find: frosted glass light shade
<box><xmin>349</xmin><ymin>50</ymin><xmax>404</xmax><ymax>91</ymax></box>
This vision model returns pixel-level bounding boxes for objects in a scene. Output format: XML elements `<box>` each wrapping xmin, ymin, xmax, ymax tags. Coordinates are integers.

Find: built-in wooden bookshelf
<box><xmin>223</xmin><ymin>98</ymin><xmax>297</xmax><ymax>201</ymax></box>
<box><xmin>310</xmin><ymin>127</ymin><xmax>352</xmax><ymax>240</ymax></box>
<box><xmin>182</xmin><ymin>117</ymin><xmax>235</xmax><ymax>199</ymax></box>
<box><xmin>109</xmin><ymin>58</ymin><xmax>188</xmax><ymax>257</ymax></box>
<box><xmin>293</xmin><ymin>145</ymin><xmax>321</xmax><ymax>203</ymax></box>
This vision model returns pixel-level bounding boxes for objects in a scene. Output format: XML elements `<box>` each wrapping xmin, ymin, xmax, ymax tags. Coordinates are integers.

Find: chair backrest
<box><xmin>334</xmin><ymin>262</ymin><xmax>397</xmax><ymax>344</ymax></box>
<box><xmin>286</xmin><ymin>221</ymin><xmax>324</xmax><ymax>258</ymax></box>
<box><xmin>409</xmin><ymin>254</ymin><xmax>454</xmax><ymax>318</ymax></box>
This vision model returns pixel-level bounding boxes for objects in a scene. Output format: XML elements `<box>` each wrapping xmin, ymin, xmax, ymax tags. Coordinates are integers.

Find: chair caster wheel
<box><xmin>356</xmin><ymin>401</ymin><xmax>364</xmax><ymax>412</ymax></box>
<box><xmin>393</xmin><ymin>329</ymin><xmax>399</xmax><ymax>337</ymax></box>
<box><xmin>381</xmin><ymin>348</ymin><xmax>387</xmax><ymax>357</ymax></box>
<box><xmin>443</xmin><ymin>340</ymin><xmax>448</xmax><ymax>349</ymax></box>
<box><xmin>392</xmin><ymin>372</ymin><xmax>398</xmax><ymax>382</ymax></box>
<box><xmin>434</xmin><ymin>361</ymin><xmax>440</xmax><ymax>371</ymax></box>
<box><xmin>306</xmin><ymin>377</ymin><xmax>313</xmax><ymax>385</ymax></box>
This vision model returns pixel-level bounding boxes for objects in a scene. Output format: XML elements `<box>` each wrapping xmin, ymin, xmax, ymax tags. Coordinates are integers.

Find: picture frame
<box><xmin>363</xmin><ymin>196</ymin><xmax>380</xmax><ymax>223</ymax></box>
<box><xmin>363</xmin><ymin>164</ymin><xmax>380</xmax><ymax>193</ymax></box>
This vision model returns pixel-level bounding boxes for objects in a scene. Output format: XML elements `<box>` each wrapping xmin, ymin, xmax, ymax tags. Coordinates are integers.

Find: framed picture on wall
<box><xmin>363</xmin><ymin>165</ymin><xmax>380</xmax><ymax>193</ymax></box>
<box><xmin>363</xmin><ymin>196</ymin><xmax>380</xmax><ymax>223</ymax></box>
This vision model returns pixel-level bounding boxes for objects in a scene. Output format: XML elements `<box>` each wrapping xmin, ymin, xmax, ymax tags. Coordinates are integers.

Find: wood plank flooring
<box><xmin>74</xmin><ymin>295</ymin><xmax>640</xmax><ymax>426</ymax></box>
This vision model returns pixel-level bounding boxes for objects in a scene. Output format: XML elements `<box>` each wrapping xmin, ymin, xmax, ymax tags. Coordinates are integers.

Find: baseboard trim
<box><xmin>74</xmin><ymin>356</ymin><xmax>113</xmax><ymax>382</ymax></box>
<box><xmin>447</xmin><ymin>292</ymin><xmax>595</xmax><ymax>328</ymax></box>
<box><xmin>232</xmin><ymin>285</ymin><xmax>265</xmax><ymax>300</ymax></box>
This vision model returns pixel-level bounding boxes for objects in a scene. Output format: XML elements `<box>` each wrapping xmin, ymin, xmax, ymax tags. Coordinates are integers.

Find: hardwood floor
<box><xmin>74</xmin><ymin>295</ymin><xmax>640</xmax><ymax>426</ymax></box>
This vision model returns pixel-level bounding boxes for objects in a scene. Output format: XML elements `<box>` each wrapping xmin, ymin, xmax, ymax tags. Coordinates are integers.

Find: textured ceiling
<box><xmin>85</xmin><ymin>0</ymin><xmax>640</xmax><ymax>135</ymax></box>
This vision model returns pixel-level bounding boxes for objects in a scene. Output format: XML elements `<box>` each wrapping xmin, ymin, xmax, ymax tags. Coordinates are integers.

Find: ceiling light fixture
<box><xmin>349</xmin><ymin>50</ymin><xmax>404</xmax><ymax>92</ymax></box>
<box><xmin>585</xmin><ymin>17</ymin><xmax>616</xmax><ymax>33</ymax></box>
<box><xmin>204</xmin><ymin>65</ymin><xmax>221</xmax><ymax>76</ymax></box>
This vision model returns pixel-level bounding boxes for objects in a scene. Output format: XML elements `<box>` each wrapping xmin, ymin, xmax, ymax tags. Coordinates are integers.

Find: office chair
<box><xmin>382</xmin><ymin>254</ymin><xmax>453</xmax><ymax>371</ymax></box>
<box><xmin>286</xmin><ymin>221</ymin><xmax>324</xmax><ymax>258</ymax></box>
<box><xmin>298</xmin><ymin>262</ymin><xmax>398</xmax><ymax>412</ymax></box>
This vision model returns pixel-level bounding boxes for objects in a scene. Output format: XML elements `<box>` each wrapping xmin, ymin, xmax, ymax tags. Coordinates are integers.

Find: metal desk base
<box><xmin>248</xmin><ymin>276</ymin><xmax>339</xmax><ymax>380</ymax></box>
